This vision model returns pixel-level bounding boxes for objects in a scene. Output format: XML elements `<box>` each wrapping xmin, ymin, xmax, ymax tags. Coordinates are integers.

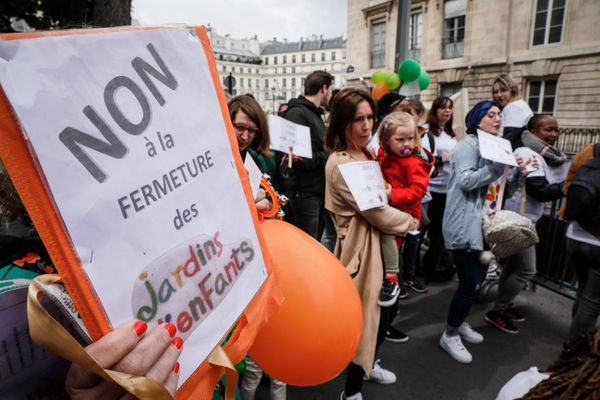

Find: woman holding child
<box><xmin>324</xmin><ymin>88</ymin><xmax>417</xmax><ymax>400</ymax></box>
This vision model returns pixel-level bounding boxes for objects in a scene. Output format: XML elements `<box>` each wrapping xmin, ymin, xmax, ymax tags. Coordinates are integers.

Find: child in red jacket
<box><xmin>377</xmin><ymin>111</ymin><xmax>434</xmax><ymax>307</ymax></box>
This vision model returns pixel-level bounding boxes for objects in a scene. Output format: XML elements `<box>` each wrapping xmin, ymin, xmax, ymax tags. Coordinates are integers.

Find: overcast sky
<box><xmin>131</xmin><ymin>0</ymin><xmax>347</xmax><ymax>42</ymax></box>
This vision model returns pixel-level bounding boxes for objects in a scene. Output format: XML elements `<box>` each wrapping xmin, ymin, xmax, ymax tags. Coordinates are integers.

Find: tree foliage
<box><xmin>0</xmin><ymin>0</ymin><xmax>132</xmax><ymax>33</ymax></box>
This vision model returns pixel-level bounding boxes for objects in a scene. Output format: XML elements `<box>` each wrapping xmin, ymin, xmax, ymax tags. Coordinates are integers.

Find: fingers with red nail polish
<box><xmin>164</xmin><ymin>323</ymin><xmax>176</xmax><ymax>337</ymax></box>
<box><xmin>134</xmin><ymin>320</ymin><xmax>147</xmax><ymax>337</ymax></box>
<box><xmin>173</xmin><ymin>362</ymin><xmax>180</xmax><ymax>374</ymax></box>
<box><xmin>172</xmin><ymin>337</ymin><xmax>183</xmax><ymax>350</ymax></box>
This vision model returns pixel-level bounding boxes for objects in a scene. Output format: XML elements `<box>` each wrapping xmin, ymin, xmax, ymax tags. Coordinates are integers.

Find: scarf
<box><xmin>520</xmin><ymin>130</ymin><xmax>567</xmax><ymax>167</ymax></box>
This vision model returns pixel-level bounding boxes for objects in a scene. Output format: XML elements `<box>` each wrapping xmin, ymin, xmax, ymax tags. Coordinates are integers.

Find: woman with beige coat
<box><xmin>324</xmin><ymin>88</ymin><xmax>418</xmax><ymax>400</ymax></box>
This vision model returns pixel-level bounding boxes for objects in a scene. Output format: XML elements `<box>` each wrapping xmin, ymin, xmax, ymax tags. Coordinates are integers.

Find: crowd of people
<box><xmin>1</xmin><ymin>68</ymin><xmax>599</xmax><ymax>400</ymax></box>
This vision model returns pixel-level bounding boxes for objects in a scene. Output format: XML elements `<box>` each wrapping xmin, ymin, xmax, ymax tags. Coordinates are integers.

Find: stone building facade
<box><xmin>346</xmin><ymin>0</ymin><xmax>600</xmax><ymax>148</ymax></box>
<box><xmin>207</xmin><ymin>28</ymin><xmax>347</xmax><ymax>113</ymax></box>
<box><xmin>260</xmin><ymin>36</ymin><xmax>348</xmax><ymax>113</ymax></box>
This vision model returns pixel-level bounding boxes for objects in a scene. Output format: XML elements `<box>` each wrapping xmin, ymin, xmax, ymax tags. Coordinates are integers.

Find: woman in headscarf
<box><xmin>439</xmin><ymin>100</ymin><xmax>529</xmax><ymax>364</ymax></box>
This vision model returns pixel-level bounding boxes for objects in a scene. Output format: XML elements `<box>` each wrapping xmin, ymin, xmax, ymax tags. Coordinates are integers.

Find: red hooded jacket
<box><xmin>378</xmin><ymin>147</ymin><xmax>434</xmax><ymax>221</ymax></box>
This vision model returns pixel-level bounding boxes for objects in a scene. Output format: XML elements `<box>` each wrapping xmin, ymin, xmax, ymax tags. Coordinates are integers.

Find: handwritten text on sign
<box><xmin>0</xmin><ymin>28</ymin><xmax>267</xmax><ymax>383</ymax></box>
<box><xmin>338</xmin><ymin>161</ymin><xmax>388</xmax><ymax>211</ymax></box>
<box><xmin>268</xmin><ymin>115</ymin><xmax>312</xmax><ymax>158</ymax></box>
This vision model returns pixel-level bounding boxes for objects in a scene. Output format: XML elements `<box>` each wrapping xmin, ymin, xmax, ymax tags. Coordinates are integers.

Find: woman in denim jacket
<box><xmin>439</xmin><ymin>100</ymin><xmax>528</xmax><ymax>364</ymax></box>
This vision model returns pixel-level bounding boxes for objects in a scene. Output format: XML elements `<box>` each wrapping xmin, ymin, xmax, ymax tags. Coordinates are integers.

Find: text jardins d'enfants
<box><xmin>59</xmin><ymin>42</ymin><xmax>213</xmax><ymax>231</ymax></box>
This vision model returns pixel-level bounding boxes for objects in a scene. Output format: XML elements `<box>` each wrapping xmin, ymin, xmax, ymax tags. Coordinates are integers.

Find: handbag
<box><xmin>482</xmin><ymin>166</ymin><xmax>539</xmax><ymax>259</ymax></box>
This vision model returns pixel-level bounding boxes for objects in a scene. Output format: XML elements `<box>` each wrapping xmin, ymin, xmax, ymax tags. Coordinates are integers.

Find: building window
<box><xmin>265</xmin><ymin>79</ymin><xmax>269</xmax><ymax>88</ymax></box>
<box><xmin>311</xmin><ymin>53</ymin><xmax>316</xmax><ymax>62</ymax></box>
<box><xmin>282</xmin><ymin>78</ymin><xmax>287</xmax><ymax>88</ymax></box>
<box><xmin>292</xmin><ymin>55</ymin><xmax>296</xmax><ymax>63</ymax></box>
<box><xmin>274</xmin><ymin>56</ymin><xmax>278</xmax><ymax>64</ymax></box>
<box><xmin>292</xmin><ymin>78</ymin><xmax>296</xmax><ymax>87</ymax></box>
<box><xmin>240</xmin><ymin>78</ymin><xmax>244</xmax><ymax>88</ymax></box>
<box><xmin>441</xmin><ymin>82</ymin><xmax>462</xmax><ymax>97</ymax></box>
<box><xmin>248</xmin><ymin>79</ymin><xmax>252</xmax><ymax>88</ymax></box>
<box><xmin>283</xmin><ymin>67</ymin><xmax>286</xmax><ymax>74</ymax></box>
<box><xmin>443</xmin><ymin>0</ymin><xmax>466</xmax><ymax>59</ymax></box>
<box><xmin>409</xmin><ymin>9</ymin><xmax>423</xmax><ymax>61</ymax></box>
<box><xmin>292</xmin><ymin>67</ymin><xmax>296</xmax><ymax>74</ymax></box>
<box><xmin>528</xmin><ymin>79</ymin><xmax>558</xmax><ymax>113</ymax></box>
<box><xmin>283</xmin><ymin>55</ymin><xmax>287</xmax><ymax>64</ymax></box>
<box><xmin>343</xmin><ymin>51</ymin><xmax>347</xmax><ymax>59</ymax></box>
<box><xmin>302</xmin><ymin>54</ymin><xmax>306</xmax><ymax>63</ymax></box>
<box><xmin>331</xmin><ymin>51</ymin><xmax>336</xmax><ymax>61</ymax></box>
<box><xmin>533</xmin><ymin>0</ymin><xmax>566</xmax><ymax>45</ymax></box>
<box><xmin>265</xmin><ymin>57</ymin><xmax>269</xmax><ymax>65</ymax></box>
<box><xmin>256</xmin><ymin>79</ymin><xmax>259</xmax><ymax>89</ymax></box>
<box><xmin>321</xmin><ymin>52</ymin><xmax>326</xmax><ymax>61</ymax></box>
<box><xmin>302</xmin><ymin>77</ymin><xmax>305</xmax><ymax>87</ymax></box>
<box><xmin>370</xmin><ymin>18</ymin><xmax>386</xmax><ymax>69</ymax></box>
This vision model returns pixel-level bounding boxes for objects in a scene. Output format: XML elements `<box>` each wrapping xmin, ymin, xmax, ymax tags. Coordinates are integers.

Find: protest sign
<box><xmin>268</xmin><ymin>115</ymin><xmax>312</xmax><ymax>159</ymax></box>
<box><xmin>0</xmin><ymin>26</ymin><xmax>281</xmax><ymax>397</ymax></box>
<box><xmin>477</xmin><ymin>129</ymin><xmax>518</xmax><ymax>166</ymax></box>
<box><xmin>244</xmin><ymin>153</ymin><xmax>263</xmax><ymax>198</ymax></box>
<box><xmin>338</xmin><ymin>161</ymin><xmax>388</xmax><ymax>211</ymax></box>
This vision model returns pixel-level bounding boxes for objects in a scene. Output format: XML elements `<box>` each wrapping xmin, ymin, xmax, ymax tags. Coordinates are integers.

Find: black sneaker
<box><xmin>503</xmin><ymin>306</ymin><xmax>526</xmax><ymax>322</ymax></box>
<box><xmin>398</xmin><ymin>285</ymin><xmax>411</xmax><ymax>300</ymax></box>
<box><xmin>485</xmin><ymin>310</ymin><xmax>519</xmax><ymax>334</ymax></box>
<box><xmin>403</xmin><ymin>275</ymin><xmax>428</xmax><ymax>294</ymax></box>
<box><xmin>385</xmin><ymin>326</ymin><xmax>409</xmax><ymax>343</ymax></box>
<box><xmin>378</xmin><ymin>279</ymin><xmax>400</xmax><ymax>307</ymax></box>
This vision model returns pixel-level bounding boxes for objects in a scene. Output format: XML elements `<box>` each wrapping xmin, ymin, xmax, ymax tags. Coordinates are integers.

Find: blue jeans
<box><xmin>568</xmin><ymin>238</ymin><xmax>600</xmax><ymax>343</ymax></box>
<box><xmin>320</xmin><ymin>211</ymin><xmax>337</xmax><ymax>252</ymax></box>
<box><xmin>495</xmin><ymin>245</ymin><xmax>536</xmax><ymax>310</ymax></box>
<box><xmin>447</xmin><ymin>249</ymin><xmax>487</xmax><ymax>330</ymax></box>
<box><xmin>288</xmin><ymin>191</ymin><xmax>324</xmax><ymax>240</ymax></box>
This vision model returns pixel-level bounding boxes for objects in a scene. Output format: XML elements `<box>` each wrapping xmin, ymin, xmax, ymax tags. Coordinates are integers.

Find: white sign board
<box><xmin>477</xmin><ymin>129</ymin><xmax>518</xmax><ymax>166</ymax></box>
<box><xmin>244</xmin><ymin>153</ymin><xmax>263</xmax><ymax>198</ymax></box>
<box><xmin>268</xmin><ymin>115</ymin><xmax>312</xmax><ymax>159</ymax></box>
<box><xmin>0</xmin><ymin>28</ymin><xmax>267</xmax><ymax>384</ymax></box>
<box><xmin>338</xmin><ymin>161</ymin><xmax>388</xmax><ymax>211</ymax></box>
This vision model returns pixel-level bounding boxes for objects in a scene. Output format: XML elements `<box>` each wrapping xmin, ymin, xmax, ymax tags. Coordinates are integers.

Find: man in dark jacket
<box><xmin>283</xmin><ymin>70</ymin><xmax>333</xmax><ymax>239</ymax></box>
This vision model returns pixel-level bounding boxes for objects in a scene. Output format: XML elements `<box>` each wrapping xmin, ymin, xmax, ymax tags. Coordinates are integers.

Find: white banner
<box><xmin>0</xmin><ymin>28</ymin><xmax>267</xmax><ymax>384</ymax></box>
<box><xmin>268</xmin><ymin>115</ymin><xmax>313</xmax><ymax>159</ymax></box>
<box><xmin>477</xmin><ymin>129</ymin><xmax>518</xmax><ymax>166</ymax></box>
<box><xmin>338</xmin><ymin>161</ymin><xmax>388</xmax><ymax>211</ymax></box>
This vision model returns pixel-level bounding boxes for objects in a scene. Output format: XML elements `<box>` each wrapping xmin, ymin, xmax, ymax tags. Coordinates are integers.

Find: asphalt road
<box><xmin>254</xmin><ymin>278</ymin><xmax>572</xmax><ymax>400</ymax></box>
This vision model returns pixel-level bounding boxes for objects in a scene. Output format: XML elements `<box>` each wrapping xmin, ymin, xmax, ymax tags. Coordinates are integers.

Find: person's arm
<box><xmin>330</xmin><ymin>164</ymin><xmax>417</xmax><ymax>236</ymax></box>
<box><xmin>66</xmin><ymin>321</ymin><xmax>182</xmax><ymax>399</ymax></box>
<box><xmin>284</xmin><ymin>107</ymin><xmax>328</xmax><ymax>172</ymax></box>
<box><xmin>525</xmin><ymin>177</ymin><xmax>564</xmax><ymax>202</ymax></box>
<box><xmin>389</xmin><ymin>160</ymin><xmax>430</xmax><ymax>207</ymax></box>
<box><xmin>454</xmin><ymin>138</ymin><xmax>504</xmax><ymax>192</ymax></box>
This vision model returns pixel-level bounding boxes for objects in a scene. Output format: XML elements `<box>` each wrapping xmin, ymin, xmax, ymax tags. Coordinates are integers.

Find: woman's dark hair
<box><xmin>527</xmin><ymin>113</ymin><xmax>555</xmax><ymax>132</ymax></box>
<box><xmin>228</xmin><ymin>95</ymin><xmax>271</xmax><ymax>157</ymax></box>
<box><xmin>326</xmin><ymin>88</ymin><xmax>376</xmax><ymax>152</ymax></box>
<box><xmin>426</xmin><ymin>96</ymin><xmax>455</xmax><ymax>138</ymax></box>
<box><xmin>519</xmin><ymin>329</ymin><xmax>600</xmax><ymax>399</ymax></box>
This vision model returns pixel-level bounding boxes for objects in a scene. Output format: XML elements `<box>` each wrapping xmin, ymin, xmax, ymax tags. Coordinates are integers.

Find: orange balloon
<box><xmin>249</xmin><ymin>219</ymin><xmax>362</xmax><ymax>386</ymax></box>
<box><xmin>371</xmin><ymin>82</ymin><xmax>390</xmax><ymax>100</ymax></box>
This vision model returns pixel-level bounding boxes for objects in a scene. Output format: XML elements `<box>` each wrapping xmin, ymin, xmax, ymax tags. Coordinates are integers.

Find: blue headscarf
<box><xmin>465</xmin><ymin>100</ymin><xmax>495</xmax><ymax>133</ymax></box>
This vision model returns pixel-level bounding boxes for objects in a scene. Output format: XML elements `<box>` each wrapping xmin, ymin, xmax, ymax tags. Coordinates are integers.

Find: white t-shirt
<box><xmin>429</xmin><ymin>130</ymin><xmax>457</xmax><ymax>193</ymax></box>
<box><xmin>566</xmin><ymin>222</ymin><xmax>600</xmax><ymax>247</ymax></box>
<box><xmin>496</xmin><ymin>367</ymin><xmax>550</xmax><ymax>400</ymax></box>
<box><xmin>500</xmin><ymin>100</ymin><xmax>533</xmax><ymax>137</ymax></box>
<box><xmin>504</xmin><ymin>147</ymin><xmax>569</xmax><ymax>223</ymax></box>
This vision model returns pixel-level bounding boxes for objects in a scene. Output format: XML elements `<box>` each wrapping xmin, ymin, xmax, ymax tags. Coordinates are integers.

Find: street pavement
<box><xmin>255</xmin><ymin>278</ymin><xmax>572</xmax><ymax>400</ymax></box>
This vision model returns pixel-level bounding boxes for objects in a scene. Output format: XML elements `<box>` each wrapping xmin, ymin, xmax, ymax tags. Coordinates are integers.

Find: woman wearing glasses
<box><xmin>439</xmin><ymin>100</ymin><xmax>530</xmax><ymax>364</ymax></box>
<box><xmin>228</xmin><ymin>95</ymin><xmax>275</xmax><ymax>177</ymax></box>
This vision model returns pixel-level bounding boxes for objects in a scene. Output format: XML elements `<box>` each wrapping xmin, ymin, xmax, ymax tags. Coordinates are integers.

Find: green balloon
<box><xmin>398</xmin><ymin>59</ymin><xmax>421</xmax><ymax>83</ymax></box>
<box><xmin>371</xmin><ymin>69</ymin><xmax>392</xmax><ymax>84</ymax></box>
<box><xmin>418</xmin><ymin>70</ymin><xmax>430</xmax><ymax>91</ymax></box>
<box><xmin>384</xmin><ymin>73</ymin><xmax>401</xmax><ymax>90</ymax></box>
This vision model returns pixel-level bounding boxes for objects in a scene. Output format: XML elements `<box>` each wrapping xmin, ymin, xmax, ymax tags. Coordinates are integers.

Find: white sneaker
<box><xmin>340</xmin><ymin>391</ymin><xmax>363</xmax><ymax>400</ymax></box>
<box><xmin>363</xmin><ymin>359</ymin><xmax>397</xmax><ymax>384</ymax></box>
<box><xmin>458</xmin><ymin>322</ymin><xmax>484</xmax><ymax>344</ymax></box>
<box><xmin>440</xmin><ymin>331</ymin><xmax>473</xmax><ymax>364</ymax></box>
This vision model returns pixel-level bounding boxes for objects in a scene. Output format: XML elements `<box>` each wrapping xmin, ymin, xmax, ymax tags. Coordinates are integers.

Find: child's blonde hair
<box><xmin>377</xmin><ymin>111</ymin><xmax>421</xmax><ymax>154</ymax></box>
